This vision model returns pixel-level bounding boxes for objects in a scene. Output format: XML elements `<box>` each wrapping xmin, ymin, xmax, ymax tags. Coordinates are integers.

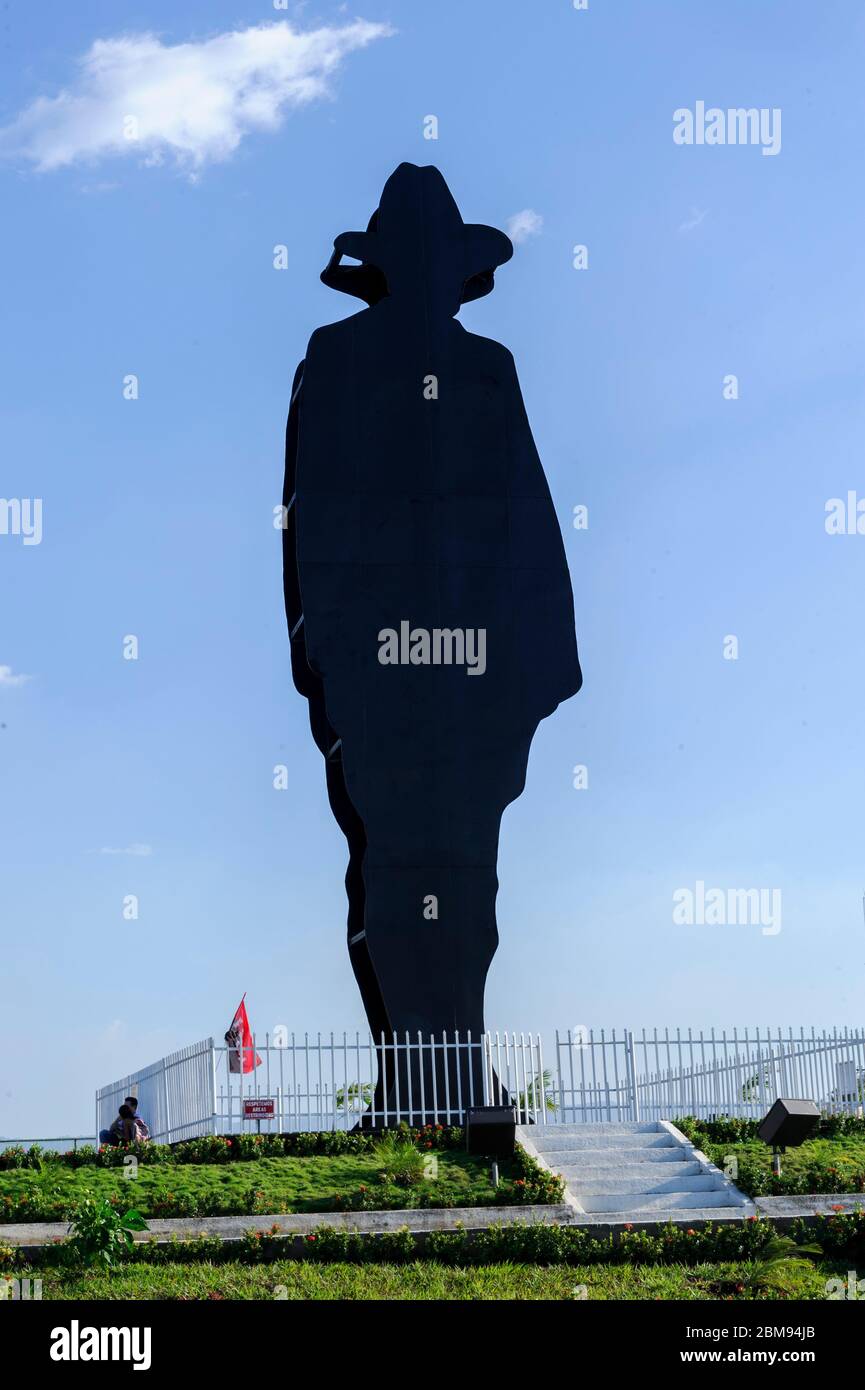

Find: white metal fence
<box><xmin>96</xmin><ymin>1038</ymin><xmax>217</xmax><ymax>1146</ymax></box>
<box><xmin>214</xmin><ymin>1030</ymin><xmax>527</xmax><ymax>1133</ymax></box>
<box><xmin>95</xmin><ymin>1026</ymin><xmax>865</xmax><ymax>1144</ymax></box>
<box><xmin>630</xmin><ymin>1026</ymin><xmax>865</xmax><ymax>1122</ymax></box>
<box><xmin>554</xmin><ymin>1027</ymin><xmax>865</xmax><ymax>1123</ymax></box>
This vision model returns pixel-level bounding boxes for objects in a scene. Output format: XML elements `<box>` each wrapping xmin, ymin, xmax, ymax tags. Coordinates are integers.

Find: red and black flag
<box><xmin>224</xmin><ymin>994</ymin><xmax>261</xmax><ymax>1074</ymax></box>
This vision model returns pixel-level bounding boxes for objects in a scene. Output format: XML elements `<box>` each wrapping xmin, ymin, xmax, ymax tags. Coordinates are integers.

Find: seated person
<box><xmin>98</xmin><ymin>1103</ymin><xmax>136</xmax><ymax>1147</ymax></box>
<box><xmin>125</xmin><ymin>1095</ymin><xmax>150</xmax><ymax>1142</ymax></box>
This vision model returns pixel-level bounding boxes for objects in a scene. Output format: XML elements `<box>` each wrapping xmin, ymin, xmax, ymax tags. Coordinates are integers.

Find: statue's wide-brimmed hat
<box><xmin>322</xmin><ymin>163</ymin><xmax>513</xmax><ymax>306</ymax></box>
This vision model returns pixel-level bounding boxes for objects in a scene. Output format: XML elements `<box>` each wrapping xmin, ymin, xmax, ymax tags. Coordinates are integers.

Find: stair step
<box><xmin>531</xmin><ymin>1122</ymin><xmax>662</xmax><ymax>1135</ymax></box>
<box><xmin>535</xmin><ymin>1146</ymin><xmax>684</xmax><ymax>1167</ymax></box>
<box><xmin>573</xmin><ymin>1174</ymin><xmax>725</xmax><ymax>1196</ymax></box>
<box><xmin>603</xmin><ymin>1206</ymin><xmax>754</xmax><ymax>1224</ymax></box>
<box><xmin>554</xmin><ymin>1160</ymin><xmax>703</xmax><ymax>1181</ymax></box>
<box><xmin>579</xmin><ymin>1188</ymin><xmax>744</xmax><ymax>1214</ymax></box>
<box><xmin>531</xmin><ymin>1133</ymin><xmax>676</xmax><ymax>1151</ymax></box>
<box><xmin>544</xmin><ymin>1149</ymin><xmax>695</xmax><ymax>1169</ymax></box>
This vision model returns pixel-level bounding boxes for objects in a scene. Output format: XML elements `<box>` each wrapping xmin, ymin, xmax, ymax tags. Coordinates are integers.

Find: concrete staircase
<box><xmin>517</xmin><ymin>1120</ymin><xmax>756</xmax><ymax>1223</ymax></box>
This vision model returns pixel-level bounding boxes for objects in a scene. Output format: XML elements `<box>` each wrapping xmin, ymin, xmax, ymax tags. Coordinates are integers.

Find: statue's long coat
<box><xmin>283</xmin><ymin>167</ymin><xmax>581</xmax><ymax>1047</ymax></box>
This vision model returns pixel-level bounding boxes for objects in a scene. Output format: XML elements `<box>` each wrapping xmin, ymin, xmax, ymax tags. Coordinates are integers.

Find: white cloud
<box><xmin>98</xmin><ymin>844</ymin><xmax>153</xmax><ymax>857</ymax></box>
<box><xmin>506</xmin><ymin>208</ymin><xmax>543</xmax><ymax>245</ymax></box>
<box><xmin>0</xmin><ymin>19</ymin><xmax>393</xmax><ymax>172</ymax></box>
<box><xmin>0</xmin><ymin>665</ymin><xmax>31</xmax><ymax>687</ymax></box>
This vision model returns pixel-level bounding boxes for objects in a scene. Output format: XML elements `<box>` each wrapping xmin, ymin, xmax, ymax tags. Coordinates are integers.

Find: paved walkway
<box><xmin>4</xmin><ymin>1191</ymin><xmax>862</xmax><ymax>1255</ymax></box>
<box><xmin>1</xmin><ymin>1203</ymin><xmax>575</xmax><ymax>1252</ymax></box>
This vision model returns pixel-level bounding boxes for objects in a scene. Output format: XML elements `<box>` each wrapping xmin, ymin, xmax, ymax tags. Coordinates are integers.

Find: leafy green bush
<box><xmin>794</xmin><ymin>1208</ymin><xmax>865</xmax><ymax>1259</ymax></box>
<box><xmin>301</xmin><ymin>1224</ymin><xmax>417</xmax><ymax>1264</ymax></box>
<box><xmin>131</xmin><ymin>1186</ymin><xmax>274</xmax><ymax>1220</ymax></box>
<box><xmin>676</xmin><ymin>1114</ymin><xmax>865</xmax><ymax>1145</ymax></box>
<box><xmin>58</xmin><ymin>1146</ymin><xmax>99</xmax><ymax>1170</ymax></box>
<box><xmin>496</xmin><ymin>1147</ymin><xmax>565</xmax><ymax>1205</ymax></box>
<box><xmin>405</xmin><ymin>1124</ymin><xmax>464</xmax><ymax>1152</ymax></box>
<box><xmin>96</xmin><ymin>1142</ymin><xmax>172</xmax><ymax>1168</ymax></box>
<box><xmin>2</xmin><ymin>1126</ymin><xmax>466</xmax><ymax>1173</ymax></box>
<box><xmin>243</xmin><ymin>1213</ymin><xmax>807</xmax><ymax>1266</ymax></box>
<box><xmin>0</xmin><ymin>1148</ymin><xmax>28</xmax><ymax>1171</ymax></box>
<box><xmin>674</xmin><ymin>1117</ymin><xmax>865</xmax><ymax>1197</ymax></box>
<box><xmin>232</xmin><ymin>1133</ymin><xmax>286</xmax><ymax>1160</ymax></box>
<box><xmin>726</xmin><ymin>1157</ymin><xmax>865</xmax><ymax>1199</ymax></box>
<box><xmin>65</xmin><ymin>1195</ymin><xmax>148</xmax><ymax>1268</ymax></box>
<box><xmin>675</xmin><ymin>1116</ymin><xmax>760</xmax><ymax>1146</ymax></box>
<box><xmin>173</xmin><ymin>1135</ymin><xmax>234</xmax><ymax>1164</ymax></box>
<box><xmin>0</xmin><ymin>1146</ymin><xmax>48</xmax><ymax>1172</ymax></box>
<box><xmin>5</xmin><ymin>1208</ymin><xmax>863</xmax><ymax>1271</ymax></box>
<box><xmin>1</xmin><ymin>1187</ymin><xmax>68</xmax><ymax>1224</ymax></box>
<box><xmin>371</xmin><ymin>1135</ymin><xmax>425</xmax><ymax>1187</ymax></box>
<box><xmin>282</xmin><ymin>1124</ymin><xmax>462</xmax><ymax>1157</ymax></box>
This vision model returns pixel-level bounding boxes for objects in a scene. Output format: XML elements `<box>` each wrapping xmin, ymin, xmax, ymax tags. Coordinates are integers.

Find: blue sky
<box><xmin>1</xmin><ymin>1</ymin><xmax>864</xmax><ymax>1136</ymax></box>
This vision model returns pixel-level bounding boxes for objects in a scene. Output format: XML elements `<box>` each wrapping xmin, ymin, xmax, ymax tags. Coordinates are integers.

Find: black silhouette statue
<box><xmin>283</xmin><ymin>164</ymin><xmax>581</xmax><ymax>1120</ymax></box>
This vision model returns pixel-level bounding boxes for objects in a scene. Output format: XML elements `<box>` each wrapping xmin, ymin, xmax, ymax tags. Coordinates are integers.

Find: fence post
<box><xmin>627</xmin><ymin>1030</ymin><xmax>640</xmax><ymax>1121</ymax></box>
<box><xmin>162</xmin><ymin>1056</ymin><xmax>172</xmax><ymax>1145</ymax></box>
<box><xmin>482</xmin><ymin>1033</ymin><xmax>491</xmax><ymax>1107</ymax></box>
<box><xmin>211</xmin><ymin>1041</ymin><xmax>218</xmax><ymax>1135</ymax></box>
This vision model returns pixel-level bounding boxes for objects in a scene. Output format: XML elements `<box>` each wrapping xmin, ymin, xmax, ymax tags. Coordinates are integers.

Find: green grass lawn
<box><xmin>19</xmin><ymin>1257</ymin><xmax>838</xmax><ymax>1300</ymax></box>
<box><xmin>0</xmin><ymin>1152</ymin><xmax>510</xmax><ymax>1223</ymax></box>
<box><xmin>698</xmin><ymin>1136</ymin><xmax>865</xmax><ymax>1197</ymax></box>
